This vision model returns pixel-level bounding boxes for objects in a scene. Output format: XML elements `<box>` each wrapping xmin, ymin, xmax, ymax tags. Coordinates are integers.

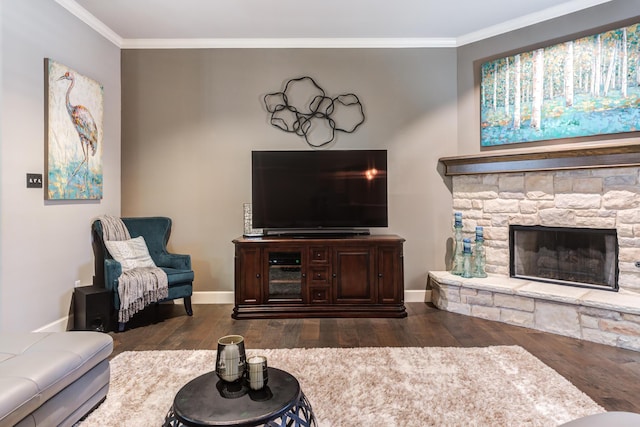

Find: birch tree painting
<box><xmin>480</xmin><ymin>22</ymin><xmax>640</xmax><ymax>147</ymax></box>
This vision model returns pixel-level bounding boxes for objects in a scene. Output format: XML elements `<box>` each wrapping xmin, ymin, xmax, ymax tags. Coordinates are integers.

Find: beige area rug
<box><xmin>79</xmin><ymin>346</ymin><xmax>604</xmax><ymax>426</ymax></box>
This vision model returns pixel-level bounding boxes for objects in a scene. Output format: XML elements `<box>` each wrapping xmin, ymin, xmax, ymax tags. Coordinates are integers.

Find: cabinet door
<box><xmin>333</xmin><ymin>246</ymin><xmax>375</xmax><ymax>304</ymax></box>
<box><xmin>377</xmin><ymin>245</ymin><xmax>404</xmax><ymax>304</ymax></box>
<box><xmin>235</xmin><ymin>246</ymin><xmax>263</xmax><ymax>304</ymax></box>
<box><xmin>265</xmin><ymin>249</ymin><xmax>305</xmax><ymax>303</ymax></box>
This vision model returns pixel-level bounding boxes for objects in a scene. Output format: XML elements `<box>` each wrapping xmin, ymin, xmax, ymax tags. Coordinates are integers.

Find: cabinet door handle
<box><xmin>378</xmin><ymin>273</ymin><xmax>383</xmax><ymax>278</ymax></box>
<box><xmin>332</xmin><ymin>273</ymin><xmax>337</xmax><ymax>278</ymax></box>
<box><xmin>302</xmin><ymin>273</ymin><xmax>306</xmax><ymax>278</ymax></box>
<box><xmin>317</xmin><ymin>273</ymin><xmax>322</xmax><ymax>278</ymax></box>
<box><xmin>256</xmin><ymin>273</ymin><xmax>261</xmax><ymax>279</ymax></box>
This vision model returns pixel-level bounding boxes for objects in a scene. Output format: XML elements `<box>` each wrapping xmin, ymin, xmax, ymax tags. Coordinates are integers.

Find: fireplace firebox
<box><xmin>509</xmin><ymin>225</ymin><xmax>618</xmax><ymax>291</ymax></box>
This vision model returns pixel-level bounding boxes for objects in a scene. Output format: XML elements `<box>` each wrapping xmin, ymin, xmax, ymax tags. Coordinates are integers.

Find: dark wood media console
<box><xmin>232</xmin><ymin>235</ymin><xmax>406</xmax><ymax>319</ymax></box>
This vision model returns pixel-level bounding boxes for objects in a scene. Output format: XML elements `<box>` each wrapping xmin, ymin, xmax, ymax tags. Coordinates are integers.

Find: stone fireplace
<box><xmin>429</xmin><ymin>143</ymin><xmax>640</xmax><ymax>352</ymax></box>
<box><xmin>510</xmin><ymin>225</ymin><xmax>618</xmax><ymax>291</ymax></box>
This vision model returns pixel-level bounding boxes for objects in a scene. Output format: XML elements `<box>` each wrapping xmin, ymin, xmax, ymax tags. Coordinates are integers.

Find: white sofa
<box><xmin>0</xmin><ymin>331</ymin><xmax>113</xmax><ymax>426</ymax></box>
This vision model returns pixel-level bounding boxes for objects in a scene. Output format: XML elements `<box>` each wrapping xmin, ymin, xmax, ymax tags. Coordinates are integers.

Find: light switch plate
<box><xmin>27</xmin><ymin>173</ymin><xmax>43</xmax><ymax>188</ymax></box>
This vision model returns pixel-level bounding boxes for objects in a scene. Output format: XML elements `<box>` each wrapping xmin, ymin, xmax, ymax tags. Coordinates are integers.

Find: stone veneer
<box><xmin>429</xmin><ymin>271</ymin><xmax>640</xmax><ymax>351</ymax></box>
<box><xmin>451</xmin><ymin>167</ymin><xmax>640</xmax><ymax>293</ymax></box>
<box><xmin>430</xmin><ymin>166</ymin><xmax>640</xmax><ymax>351</ymax></box>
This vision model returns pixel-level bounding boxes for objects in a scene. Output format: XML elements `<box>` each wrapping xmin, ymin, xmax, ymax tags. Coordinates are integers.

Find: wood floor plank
<box><xmin>334</xmin><ymin>318</ymin><xmax>357</xmax><ymax>347</ymax></box>
<box><xmin>108</xmin><ymin>302</ymin><xmax>640</xmax><ymax>413</ymax></box>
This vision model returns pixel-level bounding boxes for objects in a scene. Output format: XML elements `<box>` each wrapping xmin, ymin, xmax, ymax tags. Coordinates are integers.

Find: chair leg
<box><xmin>184</xmin><ymin>296</ymin><xmax>193</xmax><ymax>316</ymax></box>
<box><xmin>118</xmin><ymin>322</ymin><xmax>126</xmax><ymax>332</ymax></box>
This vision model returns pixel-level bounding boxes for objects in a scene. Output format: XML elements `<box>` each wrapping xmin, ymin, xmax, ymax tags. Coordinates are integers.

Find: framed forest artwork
<box><xmin>480</xmin><ymin>20</ymin><xmax>640</xmax><ymax>147</ymax></box>
<box><xmin>45</xmin><ymin>59</ymin><xmax>103</xmax><ymax>199</ymax></box>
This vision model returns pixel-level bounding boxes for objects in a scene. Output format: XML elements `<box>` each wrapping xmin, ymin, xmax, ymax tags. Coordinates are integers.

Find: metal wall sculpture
<box><xmin>263</xmin><ymin>76</ymin><xmax>365</xmax><ymax>148</ymax></box>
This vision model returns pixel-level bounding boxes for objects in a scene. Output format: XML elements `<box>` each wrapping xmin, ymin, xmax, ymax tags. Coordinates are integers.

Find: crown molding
<box><xmin>456</xmin><ymin>0</ymin><xmax>613</xmax><ymax>46</ymax></box>
<box><xmin>57</xmin><ymin>0</ymin><xmax>613</xmax><ymax>50</ymax></box>
<box><xmin>55</xmin><ymin>0</ymin><xmax>123</xmax><ymax>47</ymax></box>
<box><xmin>120</xmin><ymin>37</ymin><xmax>456</xmax><ymax>49</ymax></box>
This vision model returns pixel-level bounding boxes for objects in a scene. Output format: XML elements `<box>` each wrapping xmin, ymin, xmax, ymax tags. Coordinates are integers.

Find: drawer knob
<box><xmin>378</xmin><ymin>273</ymin><xmax>383</xmax><ymax>278</ymax></box>
<box><xmin>256</xmin><ymin>273</ymin><xmax>260</xmax><ymax>278</ymax></box>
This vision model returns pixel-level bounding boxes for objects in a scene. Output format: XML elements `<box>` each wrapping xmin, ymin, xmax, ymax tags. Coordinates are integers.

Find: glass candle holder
<box><xmin>461</xmin><ymin>238</ymin><xmax>473</xmax><ymax>278</ymax></box>
<box><xmin>451</xmin><ymin>212</ymin><xmax>464</xmax><ymax>275</ymax></box>
<box><xmin>247</xmin><ymin>355</ymin><xmax>268</xmax><ymax>390</ymax></box>
<box><xmin>216</xmin><ymin>335</ymin><xmax>246</xmax><ymax>383</ymax></box>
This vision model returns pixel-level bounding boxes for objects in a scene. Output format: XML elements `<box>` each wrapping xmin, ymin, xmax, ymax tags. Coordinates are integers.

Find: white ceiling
<box><xmin>58</xmin><ymin>0</ymin><xmax>613</xmax><ymax>48</ymax></box>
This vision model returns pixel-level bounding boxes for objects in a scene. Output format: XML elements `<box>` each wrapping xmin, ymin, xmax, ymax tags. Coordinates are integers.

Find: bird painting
<box><xmin>46</xmin><ymin>59</ymin><xmax>103</xmax><ymax>200</ymax></box>
<box><xmin>58</xmin><ymin>71</ymin><xmax>98</xmax><ymax>190</ymax></box>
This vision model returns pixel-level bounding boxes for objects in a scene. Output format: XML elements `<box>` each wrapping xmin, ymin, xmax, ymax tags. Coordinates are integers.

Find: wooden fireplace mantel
<box><xmin>439</xmin><ymin>142</ymin><xmax>640</xmax><ymax>176</ymax></box>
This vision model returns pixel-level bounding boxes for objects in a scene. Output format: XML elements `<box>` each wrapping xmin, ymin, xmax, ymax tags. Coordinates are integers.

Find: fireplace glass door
<box><xmin>509</xmin><ymin>225</ymin><xmax>618</xmax><ymax>291</ymax></box>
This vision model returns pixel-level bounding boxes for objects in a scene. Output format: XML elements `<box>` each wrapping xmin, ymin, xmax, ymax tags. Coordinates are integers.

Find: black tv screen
<box><xmin>252</xmin><ymin>150</ymin><xmax>388</xmax><ymax>231</ymax></box>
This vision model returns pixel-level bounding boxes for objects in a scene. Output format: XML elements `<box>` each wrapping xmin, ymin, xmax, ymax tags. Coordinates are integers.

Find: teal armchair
<box><xmin>92</xmin><ymin>217</ymin><xmax>194</xmax><ymax>331</ymax></box>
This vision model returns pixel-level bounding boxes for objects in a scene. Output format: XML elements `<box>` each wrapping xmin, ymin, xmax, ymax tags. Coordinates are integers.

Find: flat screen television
<box><xmin>251</xmin><ymin>150</ymin><xmax>388</xmax><ymax>234</ymax></box>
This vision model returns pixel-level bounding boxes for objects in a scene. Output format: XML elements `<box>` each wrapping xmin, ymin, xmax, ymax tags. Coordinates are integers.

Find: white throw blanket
<box><xmin>99</xmin><ymin>215</ymin><xmax>169</xmax><ymax>323</ymax></box>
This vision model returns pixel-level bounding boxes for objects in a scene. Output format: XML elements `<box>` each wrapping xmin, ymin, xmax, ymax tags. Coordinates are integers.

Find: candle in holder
<box><xmin>462</xmin><ymin>238</ymin><xmax>473</xmax><ymax>278</ymax></box>
<box><xmin>454</xmin><ymin>212</ymin><xmax>462</xmax><ymax>228</ymax></box>
<box><xmin>224</xmin><ymin>343</ymin><xmax>239</xmax><ymax>377</ymax></box>
<box><xmin>216</xmin><ymin>335</ymin><xmax>246</xmax><ymax>383</ymax></box>
<box><xmin>463</xmin><ymin>238</ymin><xmax>471</xmax><ymax>253</ymax></box>
<box><xmin>247</xmin><ymin>355</ymin><xmax>268</xmax><ymax>390</ymax></box>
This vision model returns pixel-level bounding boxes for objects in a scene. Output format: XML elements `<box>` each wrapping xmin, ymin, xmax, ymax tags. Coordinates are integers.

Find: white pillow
<box><xmin>104</xmin><ymin>236</ymin><xmax>157</xmax><ymax>271</ymax></box>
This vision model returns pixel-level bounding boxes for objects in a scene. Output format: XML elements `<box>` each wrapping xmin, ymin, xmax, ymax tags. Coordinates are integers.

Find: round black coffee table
<box><xmin>163</xmin><ymin>367</ymin><xmax>316</xmax><ymax>427</ymax></box>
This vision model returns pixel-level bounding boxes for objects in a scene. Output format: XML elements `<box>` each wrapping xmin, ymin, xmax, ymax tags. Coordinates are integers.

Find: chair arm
<box><xmin>104</xmin><ymin>259</ymin><xmax>122</xmax><ymax>292</ymax></box>
<box><xmin>157</xmin><ymin>253</ymin><xmax>191</xmax><ymax>270</ymax></box>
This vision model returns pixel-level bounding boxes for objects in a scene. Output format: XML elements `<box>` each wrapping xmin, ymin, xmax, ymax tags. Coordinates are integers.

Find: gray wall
<box><xmin>122</xmin><ymin>0</ymin><xmax>640</xmax><ymax>298</ymax></box>
<box><xmin>457</xmin><ymin>0</ymin><xmax>640</xmax><ymax>155</ymax></box>
<box><xmin>1</xmin><ymin>1</ymin><xmax>121</xmax><ymax>331</ymax></box>
<box><xmin>3</xmin><ymin>0</ymin><xmax>637</xmax><ymax>330</ymax></box>
<box><xmin>121</xmin><ymin>48</ymin><xmax>458</xmax><ymax>295</ymax></box>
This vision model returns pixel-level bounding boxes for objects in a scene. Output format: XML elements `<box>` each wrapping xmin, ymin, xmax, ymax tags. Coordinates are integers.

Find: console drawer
<box><xmin>309</xmin><ymin>266</ymin><xmax>330</xmax><ymax>285</ymax></box>
<box><xmin>309</xmin><ymin>247</ymin><xmax>329</xmax><ymax>264</ymax></box>
<box><xmin>309</xmin><ymin>286</ymin><xmax>331</xmax><ymax>304</ymax></box>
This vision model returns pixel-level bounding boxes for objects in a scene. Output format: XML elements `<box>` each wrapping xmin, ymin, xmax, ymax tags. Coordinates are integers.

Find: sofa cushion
<box><xmin>0</xmin><ymin>332</ymin><xmax>113</xmax><ymax>426</ymax></box>
<box><xmin>15</xmin><ymin>359</ymin><xmax>110</xmax><ymax>427</ymax></box>
<box><xmin>0</xmin><ymin>377</ymin><xmax>39</xmax><ymax>426</ymax></box>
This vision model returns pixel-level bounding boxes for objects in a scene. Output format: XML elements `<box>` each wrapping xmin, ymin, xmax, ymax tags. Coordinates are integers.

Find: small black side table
<box><xmin>163</xmin><ymin>367</ymin><xmax>316</xmax><ymax>427</ymax></box>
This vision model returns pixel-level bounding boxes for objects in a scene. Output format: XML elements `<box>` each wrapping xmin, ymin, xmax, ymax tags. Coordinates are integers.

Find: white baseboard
<box><xmin>34</xmin><ymin>317</ymin><xmax>69</xmax><ymax>333</ymax></box>
<box><xmin>37</xmin><ymin>290</ymin><xmax>430</xmax><ymax>332</ymax></box>
<box><xmin>177</xmin><ymin>291</ymin><xmax>235</xmax><ymax>305</ymax></box>
<box><xmin>405</xmin><ymin>289</ymin><xmax>431</xmax><ymax>302</ymax></box>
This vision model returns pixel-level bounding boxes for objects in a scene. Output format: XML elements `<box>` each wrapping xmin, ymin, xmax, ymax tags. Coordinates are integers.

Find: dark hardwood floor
<box><xmin>109</xmin><ymin>302</ymin><xmax>640</xmax><ymax>413</ymax></box>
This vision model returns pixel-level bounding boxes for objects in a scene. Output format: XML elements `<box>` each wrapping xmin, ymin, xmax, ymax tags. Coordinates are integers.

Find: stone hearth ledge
<box><xmin>428</xmin><ymin>271</ymin><xmax>640</xmax><ymax>352</ymax></box>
